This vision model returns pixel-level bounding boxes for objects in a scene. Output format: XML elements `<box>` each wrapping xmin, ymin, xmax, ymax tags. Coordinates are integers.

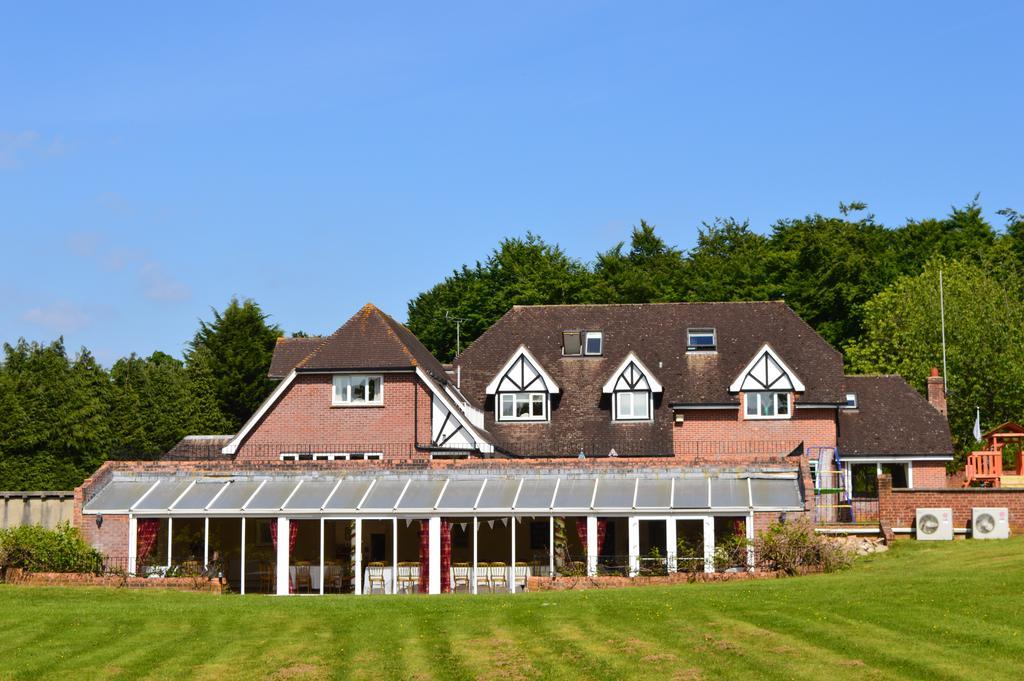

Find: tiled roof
<box><xmin>839</xmin><ymin>375</ymin><xmax>953</xmax><ymax>457</ymax></box>
<box><xmin>268</xmin><ymin>337</ymin><xmax>323</xmax><ymax>379</ymax></box>
<box><xmin>452</xmin><ymin>302</ymin><xmax>846</xmax><ymax>453</ymax></box>
<box><xmin>272</xmin><ymin>303</ymin><xmax>449</xmax><ymax>380</ymax></box>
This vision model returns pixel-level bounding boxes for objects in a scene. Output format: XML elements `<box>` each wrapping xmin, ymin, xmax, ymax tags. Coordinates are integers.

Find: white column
<box><xmin>319</xmin><ymin>518</ymin><xmax>325</xmax><ymax>595</ymax></box>
<box><xmin>627</xmin><ymin>517</ymin><xmax>640</xmax><ymax>577</ymax></box>
<box><xmin>746</xmin><ymin>513</ymin><xmax>755</xmax><ymax>571</ymax></box>
<box><xmin>665</xmin><ymin>518</ymin><xmax>677</xmax><ymax>573</ymax></box>
<box><xmin>354</xmin><ymin>518</ymin><xmax>362</xmax><ymax>595</ymax></box>
<box><xmin>276</xmin><ymin>517</ymin><xmax>290</xmax><ymax>596</ymax></box>
<box><xmin>586</xmin><ymin>516</ymin><xmax>598</xmax><ymax>577</ymax></box>
<box><xmin>128</xmin><ymin>515</ymin><xmax>137</xmax><ymax>575</ymax></box>
<box><xmin>472</xmin><ymin>516</ymin><xmax>478</xmax><ymax>594</ymax></box>
<box><xmin>166</xmin><ymin>517</ymin><xmax>173</xmax><ymax>569</ymax></box>
<box><xmin>548</xmin><ymin>516</ymin><xmax>555</xmax><ymax>578</ymax></box>
<box><xmin>428</xmin><ymin>516</ymin><xmax>441</xmax><ymax>595</ymax></box>
<box><xmin>510</xmin><ymin>517</ymin><xmax>516</xmax><ymax>593</ymax></box>
<box><xmin>240</xmin><ymin>517</ymin><xmax>247</xmax><ymax>595</ymax></box>
<box><xmin>703</xmin><ymin>516</ymin><xmax>715</xmax><ymax>573</ymax></box>
<box><xmin>392</xmin><ymin>518</ymin><xmax>398</xmax><ymax>594</ymax></box>
<box><xmin>203</xmin><ymin>517</ymin><xmax>210</xmax><ymax>572</ymax></box>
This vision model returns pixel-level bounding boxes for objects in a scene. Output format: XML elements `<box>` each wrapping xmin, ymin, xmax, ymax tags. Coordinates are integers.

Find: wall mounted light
<box><xmin>96</xmin><ymin>514</ymin><xmax>103</xmax><ymax>528</ymax></box>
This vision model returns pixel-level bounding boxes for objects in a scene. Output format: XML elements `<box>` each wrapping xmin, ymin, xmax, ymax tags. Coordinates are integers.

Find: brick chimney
<box><xmin>926</xmin><ymin>367</ymin><xmax>947</xmax><ymax>416</ymax></box>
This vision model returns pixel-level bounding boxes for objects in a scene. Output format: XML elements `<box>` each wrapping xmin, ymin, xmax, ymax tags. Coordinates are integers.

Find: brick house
<box><xmin>76</xmin><ymin>301</ymin><xmax>952</xmax><ymax>595</ymax></box>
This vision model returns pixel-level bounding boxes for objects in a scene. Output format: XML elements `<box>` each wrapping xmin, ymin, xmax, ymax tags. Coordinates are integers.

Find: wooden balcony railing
<box><xmin>965</xmin><ymin>451</ymin><xmax>1002</xmax><ymax>486</ymax></box>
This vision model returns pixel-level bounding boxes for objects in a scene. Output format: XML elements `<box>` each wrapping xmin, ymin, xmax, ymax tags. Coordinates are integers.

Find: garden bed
<box><xmin>3</xmin><ymin>568</ymin><xmax>223</xmax><ymax>592</ymax></box>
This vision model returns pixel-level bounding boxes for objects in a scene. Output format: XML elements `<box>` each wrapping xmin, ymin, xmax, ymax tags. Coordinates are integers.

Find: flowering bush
<box><xmin>754</xmin><ymin>519</ymin><xmax>853</xmax><ymax>575</ymax></box>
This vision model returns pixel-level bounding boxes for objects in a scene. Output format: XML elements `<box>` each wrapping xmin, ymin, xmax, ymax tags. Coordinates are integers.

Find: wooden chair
<box><xmin>474</xmin><ymin>563</ymin><xmax>491</xmax><ymax>593</ymax></box>
<box><xmin>397</xmin><ymin>562</ymin><xmax>418</xmax><ymax>594</ymax></box>
<box><xmin>452</xmin><ymin>564</ymin><xmax>471</xmax><ymax>593</ymax></box>
<box><xmin>294</xmin><ymin>564</ymin><xmax>312</xmax><ymax>594</ymax></box>
<box><xmin>257</xmin><ymin>562</ymin><xmax>274</xmax><ymax>593</ymax></box>
<box><xmin>366</xmin><ymin>562</ymin><xmax>387</xmax><ymax>594</ymax></box>
<box><xmin>180</xmin><ymin>560</ymin><xmax>201</xmax><ymax>576</ymax></box>
<box><xmin>489</xmin><ymin>562</ymin><xmax>508</xmax><ymax>592</ymax></box>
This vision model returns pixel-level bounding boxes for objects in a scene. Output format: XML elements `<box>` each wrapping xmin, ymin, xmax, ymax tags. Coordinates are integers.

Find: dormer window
<box><xmin>730</xmin><ymin>344</ymin><xmax>804</xmax><ymax>421</ymax></box>
<box><xmin>486</xmin><ymin>346</ymin><xmax>559</xmax><ymax>423</ymax></box>
<box><xmin>563</xmin><ymin>331</ymin><xmax>603</xmax><ymax>356</ymax></box>
<box><xmin>603</xmin><ymin>352</ymin><xmax>663</xmax><ymax>422</ymax></box>
<box><xmin>687</xmin><ymin>328</ymin><xmax>716</xmax><ymax>352</ymax></box>
<box><xmin>844</xmin><ymin>393</ymin><xmax>858</xmax><ymax>409</ymax></box>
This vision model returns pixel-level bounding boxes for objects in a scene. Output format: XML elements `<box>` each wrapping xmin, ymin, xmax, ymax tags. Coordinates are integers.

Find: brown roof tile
<box><xmin>839</xmin><ymin>375</ymin><xmax>953</xmax><ymax>457</ymax></box>
<box><xmin>268</xmin><ymin>337</ymin><xmax>324</xmax><ymax>379</ymax></box>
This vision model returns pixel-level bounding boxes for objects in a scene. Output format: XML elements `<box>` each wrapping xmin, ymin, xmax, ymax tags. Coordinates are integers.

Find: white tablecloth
<box><xmin>359</xmin><ymin>564</ymin><xmax>534</xmax><ymax>593</ymax></box>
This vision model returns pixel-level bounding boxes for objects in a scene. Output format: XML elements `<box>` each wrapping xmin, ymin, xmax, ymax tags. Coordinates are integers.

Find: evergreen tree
<box><xmin>187</xmin><ymin>298</ymin><xmax>281</xmax><ymax>429</ymax></box>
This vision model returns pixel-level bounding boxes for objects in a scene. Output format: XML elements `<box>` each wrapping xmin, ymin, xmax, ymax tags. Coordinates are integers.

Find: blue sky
<box><xmin>1</xmin><ymin>2</ymin><xmax>1021</xmax><ymax>365</ymax></box>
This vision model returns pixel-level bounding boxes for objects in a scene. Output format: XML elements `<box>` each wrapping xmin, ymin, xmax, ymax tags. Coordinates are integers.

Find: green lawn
<box><xmin>2</xmin><ymin>538</ymin><xmax>1023</xmax><ymax>681</ymax></box>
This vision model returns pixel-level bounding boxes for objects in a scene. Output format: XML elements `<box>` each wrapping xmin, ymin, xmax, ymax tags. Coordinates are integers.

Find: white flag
<box><xmin>973</xmin><ymin>408</ymin><xmax>982</xmax><ymax>442</ymax></box>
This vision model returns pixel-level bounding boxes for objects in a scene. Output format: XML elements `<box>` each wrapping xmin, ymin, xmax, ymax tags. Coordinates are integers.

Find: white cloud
<box><xmin>22</xmin><ymin>301</ymin><xmax>90</xmax><ymax>332</ymax></box>
<box><xmin>139</xmin><ymin>262</ymin><xmax>190</xmax><ymax>302</ymax></box>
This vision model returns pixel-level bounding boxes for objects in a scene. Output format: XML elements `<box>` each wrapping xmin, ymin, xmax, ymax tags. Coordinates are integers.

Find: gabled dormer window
<box><xmin>332</xmin><ymin>374</ymin><xmax>383</xmax><ymax>406</ymax></box>
<box><xmin>485</xmin><ymin>346</ymin><xmax>559</xmax><ymax>423</ymax></box>
<box><xmin>729</xmin><ymin>345</ymin><xmax>804</xmax><ymax>421</ymax></box>
<box><xmin>602</xmin><ymin>352</ymin><xmax>663</xmax><ymax>422</ymax></box>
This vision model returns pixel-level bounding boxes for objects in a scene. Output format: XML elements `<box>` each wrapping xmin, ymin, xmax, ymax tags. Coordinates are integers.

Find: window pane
<box><xmin>531</xmin><ymin>394</ymin><xmax>544</xmax><ymax>417</ymax></box>
<box><xmin>776</xmin><ymin>393</ymin><xmax>788</xmax><ymax>415</ymax></box>
<box><xmin>617</xmin><ymin>392</ymin><xmax>631</xmax><ymax>418</ymax></box>
<box><xmin>562</xmin><ymin>331</ymin><xmax>582</xmax><ymax>355</ymax></box>
<box><xmin>634</xmin><ymin>392</ymin><xmax>649</xmax><ymax>418</ymax></box>
<box><xmin>585</xmin><ymin>332</ymin><xmax>602</xmax><ymax>355</ymax></box>
<box><xmin>759</xmin><ymin>392</ymin><xmax>774</xmax><ymax>416</ymax></box>
<box><xmin>881</xmin><ymin>463</ymin><xmax>908</xmax><ymax>489</ymax></box>
<box><xmin>745</xmin><ymin>394</ymin><xmax>757</xmax><ymax>416</ymax></box>
<box><xmin>516</xmin><ymin>396</ymin><xmax>530</xmax><ymax>417</ymax></box>
<box><xmin>333</xmin><ymin>375</ymin><xmax>349</xmax><ymax>402</ymax></box>
<box><xmin>352</xmin><ymin>376</ymin><xmax>367</xmax><ymax>402</ymax></box>
<box><xmin>501</xmin><ymin>394</ymin><xmax>514</xmax><ymax>417</ymax></box>
<box><xmin>367</xmin><ymin>376</ymin><xmax>380</xmax><ymax>402</ymax></box>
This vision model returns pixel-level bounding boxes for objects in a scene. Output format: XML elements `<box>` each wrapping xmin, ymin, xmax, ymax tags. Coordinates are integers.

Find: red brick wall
<box><xmin>79</xmin><ymin>512</ymin><xmax>129</xmax><ymax>558</ymax></box>
<box><xmin>235</xmin><ymin>372</ymin><xmax>432</xmax><ymax>461</ymax></box>
<box><xmin>912</xmin><ymin>461</ymin><xmax>949</xmax><ymax>488</ymax></box>
<box><xmin>673</xmin><ymin>406</ymin><xmax>836</xmax><ymax>461</ymax></box>
<box><xmin>878</xmin><ymin>474</ymin><xmax>1024</xmax><ymax>532</ymax></box>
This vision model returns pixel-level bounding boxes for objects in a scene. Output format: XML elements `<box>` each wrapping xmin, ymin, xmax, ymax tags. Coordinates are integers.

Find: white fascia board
<box><xmin>728</xmin><ymin>343</ymin><xmax>806</xmax><ymax>393</ymax></box>
<box><xmin>601</xmin><ymin>352</ymin><xmax>663</xmax><ymax>394</ymax></box>
<box><xmin>416</xmin><ymin>367</ymin><xmax>494</xmax><ymax>454</ymax></box>
<box><xmin>484</xmin><ymin>345</ymin><xmax>560</xmax><ymax>395</ymax></box>
<box><xmin>839</xmin><ymin>455</ymin><xmax>953</xmax><ymax>463</ymax></box>
<box><xmin>222</xmin><ymin>370</ymin><xmax>297</xmax><ymax>455</ymax></box>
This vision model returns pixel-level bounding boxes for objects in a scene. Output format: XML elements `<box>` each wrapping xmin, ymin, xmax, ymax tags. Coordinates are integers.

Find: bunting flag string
<box><xmin>486</xmin><ymin>519</ymin><xmax>495</xmax><ymax>530</ymax></box>
<box><xmin>500</xmin><ymin>517</ymin><xmax>508</xmax><ymax>527</ymax></box>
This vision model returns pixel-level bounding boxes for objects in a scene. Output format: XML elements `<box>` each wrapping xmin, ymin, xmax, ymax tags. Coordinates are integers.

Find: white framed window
<box><xmin>279</xmin><ymin>452</ymin><xmax>383</xmax><ymax>462</ymax></box>
<box><xmin>687</xmin><ymin>328</ymin><xmax>716</xmax><ymax>352</ymax></box>
<box><xmin>498</xmin><ymin>392</ymin><xmax>547</xmax><ymax>421</ymax></box>
<box><xmin>615</xmin><ymin>390</ymin><xmax>651</xmax><ymax>420</ymax></box>
<box><xmin>332</xmin><ymin>374</ymin><xmax>383</xmax><ymax>406</ymax></box>
<box><xmin>584</xmin><ymin>331</ymin><xmax>603</xmax><ymax>356</ymax></box>
<box><xmin>743</xmin><ymin>391</ymin><xmax>791</xmax><ymax>419</ymax></box>
<box><xmin>844</xmin><ymin>392</ymin><xmax>858</xmax><ymax>409</ymax></box>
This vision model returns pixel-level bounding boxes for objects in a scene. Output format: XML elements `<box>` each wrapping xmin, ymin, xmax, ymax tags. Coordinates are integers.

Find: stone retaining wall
<box><xmin>526</xmin><ymin>567</ymin><xmax>820</xmax><ymax>591</ymax></box>
<box><xmin>3</xmin><ymin>569</ymin><xmax>223</xmax><ymax>592</ymax></box>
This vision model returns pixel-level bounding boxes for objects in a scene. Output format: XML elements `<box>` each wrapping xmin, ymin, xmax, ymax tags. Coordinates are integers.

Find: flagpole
<box><xmin>939</xmin><ymin>269</ymin><xmax>948</xmax><ymax>396</ymax></box>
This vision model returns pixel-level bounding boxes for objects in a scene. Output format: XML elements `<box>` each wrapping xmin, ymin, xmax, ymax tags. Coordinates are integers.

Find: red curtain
<box><xmin>440</xmin><ymin>520</ymin><xmax>451</xmax><ymax>593</ymax></box>
<box><xmin>270</xmin><ymin>521</ymin><xmax>300</xmax><ymax>594</ymax></box>
<box><xmin>576</xmin><ymin>517</ymin><xmax>587</xmax><ymax>557</ymax></box>
<box><xmin>418</xmin><ymin>521</ymin><xmax>430</xmax><ymax>593</ymax></box>
<box><xmin>596</xmin><ymin>519</ymin><xmax>608</xmax><ymax>556</ymax></box>
<box><xmin>136</xmin><ymin>519</ymin><xmax>160</xmax><ymax>568</ymax></box>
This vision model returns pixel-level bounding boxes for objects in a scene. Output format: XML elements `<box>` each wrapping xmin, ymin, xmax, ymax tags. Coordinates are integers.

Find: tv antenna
<box><xmin>445</xmin><ymin>311</ymin><xmax>468</xmax><ymax>356</ymax></box>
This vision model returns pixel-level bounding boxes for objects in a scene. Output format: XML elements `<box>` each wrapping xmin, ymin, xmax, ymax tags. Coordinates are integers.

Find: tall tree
<box><xmin>681</xmin><ymin>218</ymin><xmax>776</xmax><ymax>302</ymax></box>
<box><xmin>590</xmin><ymin>221</ymin><xmax>688</xmax><ymax>303</ymax></box>
<box><xmin>846</xmin><ymin>258</ymin><xmax>1024</xmax><ymax>462</ymax></box>
<box><xmin>407</xmin><ymin>233</ymin><xmax>592</xmax><ymax>361</ymax></box>
<box><xmin>187</xmin><ymin>298</ymin><xmax>281</xmax><ymax>430</ymax></box>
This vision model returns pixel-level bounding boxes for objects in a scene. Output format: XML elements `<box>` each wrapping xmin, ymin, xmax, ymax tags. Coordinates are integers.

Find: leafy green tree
<box><xmin>187</xmin><ymin>298</ymin><xmax>281</xmax><ymax>430</ymax></box>
<box><xmin>590</xmin><ymin>221</ymin><xmax>688</xmax><ymax>303</ymax></box>
<box><xmin>681</xmin><ymin>218</ymin><xmax>776</xmax><ymax>302</ymax></box>
<box><xmin>847</xmin><ymin>258</ymin><xmax>1024</xmax><ymax>461</ymax></box>
<box><xmin>407</xmin><ymin>234</ymin><xmax>593</xmax><ymax>360</ymax></box>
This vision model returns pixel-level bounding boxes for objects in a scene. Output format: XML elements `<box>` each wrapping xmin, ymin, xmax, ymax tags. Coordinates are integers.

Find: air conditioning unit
<box><xmin>915</xmin><ymin>508</ymin><xmax>953</xmax><ymax>540</ymax></box>
<box><xmin>972</xmin><ymin>507</ymin><xmax>1010</xmax><ymax>539</ymax></box>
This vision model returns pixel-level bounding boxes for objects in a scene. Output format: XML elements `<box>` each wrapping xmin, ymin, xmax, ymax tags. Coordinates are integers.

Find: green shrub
<box><xmin>754</xmin><ymin>519</ymin><xmax>853</xmax><ymax>575</ymax></box>
<box><xmin>0</xmin><ymin>522</ymin><xmax>104</xmax><ymax>575</ymax></box>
